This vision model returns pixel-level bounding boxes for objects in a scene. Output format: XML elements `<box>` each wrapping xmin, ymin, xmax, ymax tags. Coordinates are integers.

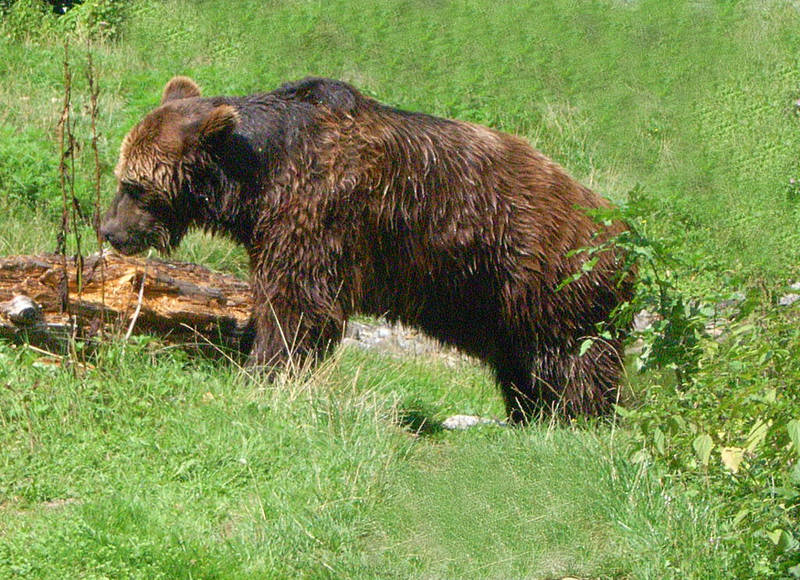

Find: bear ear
<box><xmin>161</xmin><ymin>76</ymin><xmax>201</xmax><ymax>104</ymax></box>
<box><xmin>196</xmin><ymin>104</ymin><xmax>239</xmax><ymax>145</ymax></box>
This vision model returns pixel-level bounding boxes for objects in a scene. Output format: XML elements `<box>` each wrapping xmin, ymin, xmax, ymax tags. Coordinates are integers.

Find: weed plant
<box><xmin>572</xmin><ymin>193</ymin><xmax>800</xmax><ymax>575</ymax></box>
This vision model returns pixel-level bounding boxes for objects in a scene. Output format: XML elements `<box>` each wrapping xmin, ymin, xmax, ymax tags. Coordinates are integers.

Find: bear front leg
<box><xmin>235</xmin><ymin>314</ymin><xmax>258</xmax><ymax>360</ymax></box>
<box><xmin>246</xmin><ymin>274</ymin><xmax>346</xmax><ymax>373</ymax></box>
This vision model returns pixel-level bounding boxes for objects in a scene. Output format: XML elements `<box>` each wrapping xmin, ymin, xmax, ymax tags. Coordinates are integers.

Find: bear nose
<box><xmin>100</xmin><ymin>224</ymin><xmax>122</xmax><ymax>247</ymax></box>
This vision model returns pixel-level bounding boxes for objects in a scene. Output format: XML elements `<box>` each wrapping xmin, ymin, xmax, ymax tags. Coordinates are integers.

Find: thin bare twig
<box><xmin>56</xmin><ymin>40</ymin><xmax>72</xmax><ymax>314</ymax></box>
<box><xmin>123</xmin><ymin>252</ymin><xmax>150</xmax><ymax>345</ymax></box>
<box><xmin>86</xmin><ymin>37</ymin><xmax>106</xmax><ymax>338</ymax></box>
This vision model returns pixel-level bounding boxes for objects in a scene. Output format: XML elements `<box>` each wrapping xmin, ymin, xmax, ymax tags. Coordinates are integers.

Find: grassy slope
<box><xmin>1</xmin><ymin>0</ymin><xmax>799</xmax><ymax>577</ymax></box>
<box><xmin>0</xmin><ymin>344</ymin><xmax>731</xmax><ymax>578</ymax></box>
<box><xmin>3</xmin><ymin>0</ymin><xmax>800</xmax><ymax>278</ymax></box>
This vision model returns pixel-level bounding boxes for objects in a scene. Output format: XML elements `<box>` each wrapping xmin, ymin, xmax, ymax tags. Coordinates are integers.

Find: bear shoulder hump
<box><xmin>274</xmin><ymin>77</ymin><xmax>362</xmax><ymax>114</ymax></box>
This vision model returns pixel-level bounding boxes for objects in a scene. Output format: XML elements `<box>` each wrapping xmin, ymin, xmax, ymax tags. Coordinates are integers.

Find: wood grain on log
<box><xmin>0</xmin><ymin>252</ymin><xmax>252</xmax><ymax>350</ymax></box>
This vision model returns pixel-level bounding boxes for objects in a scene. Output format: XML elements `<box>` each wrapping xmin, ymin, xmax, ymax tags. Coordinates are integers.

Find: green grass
<box><xmin>3</xmin><ymin>0</ymin><xmax>800</xmax><ymax>278</ymax></box>
<box><xmin>0</xmin><ymin>343</ymin><xmax>409</xmax><ymax>578</ymax></box>
<box><xmin>0</xmin><ymin>341</ymin><xmax>733</xmax><ymax>578</ymax></box>
<box><xmin>2</xmin><ymin>0</ymin><xmax>800</xmax><ymax>577</ymax></box>
<box><xmin>370</xmin><ymin>427</ymin><xmax>735</xmax><ymax>578</ymax></box>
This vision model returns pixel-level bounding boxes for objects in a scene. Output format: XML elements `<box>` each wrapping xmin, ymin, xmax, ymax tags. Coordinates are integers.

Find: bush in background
<box><xmin>0</xmin><ymin>0</ymin><xmax>128</xmax><ymax>40</ymax></box>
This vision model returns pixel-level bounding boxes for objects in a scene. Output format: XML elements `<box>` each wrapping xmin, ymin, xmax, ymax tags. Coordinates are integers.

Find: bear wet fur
<box><xmin>100</xmin><ymin>76</ymin><xmax>633</xmax><ymax>423</ymax></box>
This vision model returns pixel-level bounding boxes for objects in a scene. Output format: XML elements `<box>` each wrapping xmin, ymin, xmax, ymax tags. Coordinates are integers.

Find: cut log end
<box><xmin>1</xmin><ymin>295</ymin><xmax>44</xmax><ymax>327</ymax></box>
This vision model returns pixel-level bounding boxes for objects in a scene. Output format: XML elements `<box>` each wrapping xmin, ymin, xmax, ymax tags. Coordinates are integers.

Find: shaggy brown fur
<box><xmin>101</xmin><ymin>76</ymin><xmax>633</xmax><ymax>423</ymax></box>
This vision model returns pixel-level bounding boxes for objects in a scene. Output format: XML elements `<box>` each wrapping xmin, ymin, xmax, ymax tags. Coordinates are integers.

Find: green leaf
<box><xmin>730</xmin><ymin>323</ymin><xmax>755</xmax><ymax>337</ymax></box>
<box><xmin>790</xmin><ymin>463</ymin><xmax>800</xmax><ymax>485</ymax></box>
<box><xmin>556</xmin><ymin>272</ymin><xmax>581</xmax><ymax>292</ymax></box>
<box><xmin>581</xmin><ymin>256</ymin><xmax>599</xmax><ymax>272</ymax></box>
<box><xmin>745</xmin><ymin>419</ymin><xmax>771</xmax><ymax>453</ymax></box>
<box><xmin>732</xmin><ymin>508</ymin><xmax>750</xmax><ymax>527</ymax></box>
<box><xmin>666</xmin><ymin>415</ymin><xmax>686</xmax><ymax>434</ymax></box>
<box><xmin>787</xmin><ymin>420</ymin><xmax>800</xmax><ymax>455</ymax></box>
<box><xmin>579</xmin><ymin>339</ymin><xmax>594</xmax><ymax>357</ymax></box>
<box><xmin>653</xmin><ymin>427</ymin><xmax>665</xmax><ymax>455</ymax></box>
<box><xmin>766</xmin><ymin>529</ymin><xmax>797</xmax><ymax>553</ymax></box>
<box><xmin>693</xmin><ymin>434</ymin><xmax>713</xmax><ymax>467</ymax></box>
<box><xmin>766</xmin><ymin>529</ymin><xmax>783</xmax><ymax>545</ymax></box>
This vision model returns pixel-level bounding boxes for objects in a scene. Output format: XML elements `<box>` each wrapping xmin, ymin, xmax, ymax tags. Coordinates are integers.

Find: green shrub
<box><xmin>0</xmin><ymin>0</ymin><xmax>54</xmax><ymax>39</ymax></box>
<box><xmin>567</xmin><ymin>186</ymin><xmax>711</xmax><ymax>387</ymax></box>
<box><xmin>569</xmin><ymin>190</ymin><xmax>800</xmax><ymax>575</ymax></box>
<box><xmin>0</xmin><ymin>0</ymin><xmax>128</xmax><ymax>40</ymax></box>
<box><xmin>592</xmin><ymin>196</ymin><xmax>800</xmax><ymax>575</ymax></box>
<box><xmin>620</xmin><ymin>306</ymin><xmax>800</xmax><ymax>576</ymax></box>
<box><xmin>56</xmin><ymin>0</ymin><xmax>128</xmax><ymax>40</ymax></box>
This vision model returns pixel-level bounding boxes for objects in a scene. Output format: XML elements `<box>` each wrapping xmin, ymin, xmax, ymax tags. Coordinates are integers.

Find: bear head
<box><xmin>100</xmin><ymin>76</ymin><xmax>239</xmax><ymax>255</ymax></box>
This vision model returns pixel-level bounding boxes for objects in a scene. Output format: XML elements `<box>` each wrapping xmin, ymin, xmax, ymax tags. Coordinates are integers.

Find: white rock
<box><xmin>633</xmin><ymin>309</ymin><xmax>658</xmax><ymax>332</ymax></box>
<box><xmin>442</xmin><ymin>414</ymin><xmax>506</xmax><ymax>430</ymax></box>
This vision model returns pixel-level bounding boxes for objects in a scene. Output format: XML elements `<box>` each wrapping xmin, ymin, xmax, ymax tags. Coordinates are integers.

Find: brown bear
<box><xmin>100</xmin><ymin>76</ymin><xmax>633</xmax><ymax>423</ymax></box>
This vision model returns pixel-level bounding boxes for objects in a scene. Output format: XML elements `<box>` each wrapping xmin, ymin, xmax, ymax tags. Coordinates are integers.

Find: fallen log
<box><xmin>0</xmin><ymin>252</ymin><xmax>252</xmax><ymax>353</ymax></box>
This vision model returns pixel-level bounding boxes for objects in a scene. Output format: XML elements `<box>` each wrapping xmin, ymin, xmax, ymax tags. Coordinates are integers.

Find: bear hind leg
<box><xmin>493</xmin><ymin>339</ymin><xmax>623</xmax><ymax>423</ymax></box>
<box><xmin>492</xmin><ymin>354</ymin><xmax>539</xmax><ymax>425</ymax></box>
<box><xmin>535</xmin><ymin>339</ymin><xmax>623</xmax><ymax>418</ymax></box>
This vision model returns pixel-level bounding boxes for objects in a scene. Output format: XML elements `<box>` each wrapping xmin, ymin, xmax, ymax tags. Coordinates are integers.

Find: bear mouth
<box><xmin>103</xmin><ymin>228</ymin><xmax>163</xmax><ymax>256</ymax></box>
<box><xmin>106</xmin><ymin>237</ymin><xmax>151</xmax><ymax>256</ymax></box>
<box><xmin>102</xmin><ymin>222</ymin><xmax>174</xmax><ymax>256</ymax></box>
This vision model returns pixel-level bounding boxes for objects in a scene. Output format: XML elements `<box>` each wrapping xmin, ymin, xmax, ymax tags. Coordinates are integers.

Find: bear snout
<box><xmin>99</xmin><ymin>221</ymin><xmax>146</xmax><ymax>255</ymax></box>
<box><xmin>99</xmin><ymin>222</ymin><xmax>127</xmax><ymax>249</ymax></box>
<box><xmin>99</xmin><ymin>223</ymin><xmax>122</xmax><ymax>246</ymax></box>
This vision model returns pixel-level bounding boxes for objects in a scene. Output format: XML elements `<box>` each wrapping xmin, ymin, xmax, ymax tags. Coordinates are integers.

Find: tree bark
<box><xmin>0</xmin><ymin>252</ymin><xmax>252</xmax><ymax>353</ymax></box>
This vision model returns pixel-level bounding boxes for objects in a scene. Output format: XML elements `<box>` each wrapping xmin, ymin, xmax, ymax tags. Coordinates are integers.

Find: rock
<box><xmin>716</xmin><ymin>292</ymin><xmax>745</xmax><ymax>311</ymax></box>
<box><xmin>441</xmin><ymin>414</ymin><xmax>506</xmax><ymax>430</ymax></box>
<box><xmin>343</xmin><ymin>319</ymin><xmax>465</xmax><ymax>360</ymax></box>
<box><xmin>779</xmin><ymin>293</ymin><xmax>800</xmax><ymax>307</ymax></box>
<box><xmin>633</xmin><ymin>309</ymin><xmax>658</xmax><ymax>332</ymax></box>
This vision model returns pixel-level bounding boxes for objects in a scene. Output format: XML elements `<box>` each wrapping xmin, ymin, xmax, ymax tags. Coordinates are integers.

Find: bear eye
<box><xmin>122</xmin><ymin>181</ymin><xmax>145</xmax><ymax>200</ymax></box>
